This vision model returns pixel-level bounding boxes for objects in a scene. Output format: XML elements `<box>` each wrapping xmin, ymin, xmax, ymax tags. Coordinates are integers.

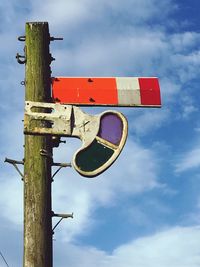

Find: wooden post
<box><xmin>24</xmin><ymin>22</ymin><xmax>53</xmax><ymax>267</ymax></box>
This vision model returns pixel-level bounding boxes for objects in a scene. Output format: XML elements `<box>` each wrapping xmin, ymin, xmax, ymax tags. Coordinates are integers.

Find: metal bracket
<box><xmin>16</xmin><ymin>53</ymin><xmax>26</xmax><ymax>64</ymax></box>
<box><xmin>40</xmin><ymin>149</ymin><xmax>53</xmax><ymax>159</ymax></box>
<box><xmin>18</xmin><ymin>35</ymin><xmax>26</xmax><ymax>42</ymax></box>
<box><xmin>52</xmin><ymin>162</ymin><xmax>72</xmax><ymax>181</ymax></box>
<box><xmin>24</xmin><ymin>101</ymin><xmax>129</xmax><ymax>178</ymax></box>
<box><xmin>4</xmin><ymin>158</ymin><xmax>24</xmax><ymax>180</ymax></box>
<box><xmin>21</xmin><ymin>80</ymin><xmax>26</xmax><ymax>86</ymax></box>
<box><xmin>24</xmin><ymin>101</ymin><xmax>72</xmax><ymax>136</ymax></box>
<box><xmin>52</xmin><ymin>212</ymin><xmax>73</xmax><ymax>233</ymax></box>
<box><xmin>24</xmin><ymin>101</ymin><xmax>100</xmax><ymax>147</ymax></box>
<box><xmin>52</xmin><ymin>136</ymin><xmax>66</xmax><ymax>147</ymax></box>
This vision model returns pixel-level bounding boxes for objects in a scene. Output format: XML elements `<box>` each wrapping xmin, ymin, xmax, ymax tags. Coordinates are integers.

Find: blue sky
<box><xmin>1</xmin><ymin>0</ymin><xmax>200</xmax><ymax>266</ymax></box>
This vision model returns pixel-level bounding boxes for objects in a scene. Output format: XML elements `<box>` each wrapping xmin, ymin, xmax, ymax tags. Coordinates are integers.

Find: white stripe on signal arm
<box><xmin>116</xmin><ymin>77</ymin><xmax>141</xmax><ymax>106</ymax></box>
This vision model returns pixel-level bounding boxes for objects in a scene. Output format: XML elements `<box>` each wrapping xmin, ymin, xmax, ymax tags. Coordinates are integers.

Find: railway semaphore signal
<box><xmin>5</xmin><ymin>22</ymin><xmax>161</xmax><ymax>267</ymax></box>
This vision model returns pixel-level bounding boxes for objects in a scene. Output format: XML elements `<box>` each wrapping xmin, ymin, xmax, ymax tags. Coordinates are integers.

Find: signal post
<box><xmin>24</xmin><ymin>22</ymin><xmax>53</xmax><ymax>267</ymax></box>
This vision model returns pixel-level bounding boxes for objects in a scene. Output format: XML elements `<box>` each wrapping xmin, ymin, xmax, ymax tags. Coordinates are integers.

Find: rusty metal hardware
<box><xmin>24</xmin><ymin>101</ymin><xmax>100</xmax><ymax>148</ymax></box>
<box><xmin>16</xmin><ymin>53</ymin><xmax>26</xmax><ymax>64</ymax></box>
<box><xmin>24</xmin><ymin>101</ymin><xmax>128</xmax><ymax>178</ymax></box>
<box><xmin>52</xmin><ymin>136</ymin><xmax>66</xmax><ymax>147</ymax></box>
<box><xmin>52</xmin><ymin>136</ymin><xmax>61</xmax><ymax>147</ymax></box>
<box><xmin>40</xmin><ymin>149</ymin><xmax>53</xmax><ymax>159</ymax></box>
<box><xmin>24</xmin><ymin>101</ymin><xmax>73</xmax><ymax>136</ymax></box>
<box><xmin>18</xmin><ymin>36</ymin><xmax>26</xmax><ymax>41</ymax></box>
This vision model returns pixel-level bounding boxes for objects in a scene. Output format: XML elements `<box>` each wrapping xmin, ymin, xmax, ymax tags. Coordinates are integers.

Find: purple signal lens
<box><xmin>97</xmin><ymin>113</ymin><xmax>123</xmax><ymax>145</ymax></box>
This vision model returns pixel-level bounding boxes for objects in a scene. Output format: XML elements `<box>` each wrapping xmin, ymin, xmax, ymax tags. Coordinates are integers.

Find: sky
<box><xmin>0</xmin><ymin>0</ymin><xmax>200</xmax><ymax>266</ymax></box>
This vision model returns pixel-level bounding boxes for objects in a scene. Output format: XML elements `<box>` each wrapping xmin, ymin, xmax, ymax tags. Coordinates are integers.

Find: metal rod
<box><xmin>4</xmin><ymin>158</ymin><xmax>24</xmax><ymax>165</ymax></box>
<box><xmin>4</xmin><ymin>158</ymin><xmax>24</xmax><ymax>179</ymax></box>
<box><xmin>52</xmin><ymin>162</ymin><xmax>71</xmax><ymax>167</ymax></box>
<box><xmin>52</xmin><ymin>212</ymin><xmax>73</xmax><ymax>232</ymax></box>
<box><xmin>51</xmin><ymin>163</ymin><xmax>72</xmax><ymax>180</ymax></box>
<box><xmin>52</xmin><ymin>166</ymin><xmax>63</xmax><ymax>180</ymax></box>
<box><xmin>0</xmin><ymin>251</ymin><xmax>10</xmax><ymax>267</ymax></box>
<box><xmin>53</xmin><ymin>212</ymin><xmax>74</xmax><ymax>219</ymax></box>
<box><xmin>52</xmin><ymin>218</ymin><xmax>63</xmax><ymax>232</ymax></box>
<box><xmin>50</xmin><ymin>37</ymin><xmax>63</xmax><ymax>41</ymax></box>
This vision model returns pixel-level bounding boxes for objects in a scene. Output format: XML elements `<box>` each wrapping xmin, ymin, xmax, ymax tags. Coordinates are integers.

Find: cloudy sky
<box><xmin>1</xmin><ymin>0</ymin><xmax>200</xmax><ymax>266</ymax></box>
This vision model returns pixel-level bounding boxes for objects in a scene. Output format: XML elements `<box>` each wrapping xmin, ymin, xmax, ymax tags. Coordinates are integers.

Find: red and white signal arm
<box><xmin>52</xmin><ymin>77</ymin><xmax>161</xmax><ymax>107</ymax></box>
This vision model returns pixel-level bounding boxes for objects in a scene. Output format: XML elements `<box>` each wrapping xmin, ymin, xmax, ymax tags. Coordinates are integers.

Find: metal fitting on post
<box><xmin>50</xmin><ymin>37</ymin><xmax>63</xmax><ymax>41</ymax></box>
<box><xmin>16</xmin><ymin>53</ymin><xmax>26</xmax><ymax>64</ymax></box>
<box><xmin>40</xmin><ymin>149</ymin><xmax>53</xmax><ymax>159</ymax></box>
<box><xmin>18</xmin><ymin>36</ymin><xmax>26</xmax><ymax>42</ymax></box>
<box><xmin>52</xmin><ymin>136</ymin><xmax>66</xmax><ymax>147</ymax></box>
<box><xmin>52</xmin><ymin>212</ymin><xmax>74</xmax><ymax>233</ymax></box>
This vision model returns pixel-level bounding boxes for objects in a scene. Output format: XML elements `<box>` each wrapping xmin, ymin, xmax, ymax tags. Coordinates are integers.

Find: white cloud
<box><xmin>126</xmin><ymin>199</ymin><xmax>172</xmax><ymax>227</ymax></box>
<box><xmin>181</xmin><ymin>105</ymin><xmax>198</xmax><ymax>119</ymax></box>
<box><xmin>54</xmin><ymin>226</ymin><xmax>200</xmax><ymax>267</ymax></box>
<box><xmin>51</xmin><ymin>138</ymin><xmax>161</xmax><ymax>241</ymax></box>
<box><xmin>111</xmin><ymin>226</ymin><xmax>200</xmax><ymax>267</ymax></box>
<box><xmin>128</xmin><ymin>108</ymin><xmax>170</xmax><ymax>136</ymax></box>
<box><xmin>0</xmin><ymin>174</ymin><xmax>23</xmax><ymax>226</ymax></box>
<box><xmin>175</xmin><ymin>147</ymin><xmax>200</xmax><ymax>173</ymax></box>
<box><xmin>0</xmin><ymin>112</ymin><xmax>23</xmax><ymax>157</ymax></box>
<box><xmin>181</xmin><ymin>95</ymin><xmax>198</xmax><ymax>118</ymax></box>
<box><xmin>0</xmin><ymin>136</ymin><xmax>161</xmax><ymax>239</ymax></box>
<box><xmin>51</xmin><ymin>30</ymin><xmax>168</xmax><ymax>77</ymax></box>
<box><xmin>171</xmin><ymin>51</ymin><xmax>200</xmax><ymax>83</ymax></box>
<box><xmin>170</xmin><ymin>32</ymin><xmax>200</xmax><ymax>53</ymax></box>
<box><xmin>29</xmin><ymin>0</ymin><xmax>174</xmax><ymax>32</ymax></box>
<box><xmin>160</xmin><ymin>78</ymin><xmax>181</xmax><ymax>103</ymax></box>
<box><xmin>30</xmin><ymin>0</ymin><xmax>91</xmax><ymax>30</ymax></box>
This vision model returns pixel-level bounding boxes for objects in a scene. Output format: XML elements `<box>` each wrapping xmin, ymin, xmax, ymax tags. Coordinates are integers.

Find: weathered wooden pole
<box><xmin>24</xmin><ymin>22</ymin><xmax>53</xmax><ymax>267</ymax></box>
